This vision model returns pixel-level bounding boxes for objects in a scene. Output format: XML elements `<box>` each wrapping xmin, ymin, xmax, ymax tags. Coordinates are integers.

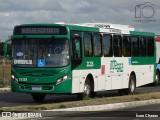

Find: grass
<box><xmin>134</xmin><ymin>97</ymin><xmax>140</xmax><ymax>101</ymax></box>
<box><xmin>1</xmin><ymin>92</ymin><xmax>160</xmax><ymax>111</ymax></box>
<box><xmin>0</xmin><ymin>62</ymin><xmax>11</xmax><ymax>87</ymax></box>
<box><xmin>59</xmin><ymin>104</ymin><xmax>66</xmax><ymax>109</ymax></box>
<box><xmin>0</xmin><ymin>79</ymin><xmax>10</xmax><ymax>88</ymax></box>
<box><xmin>83</xmin><ymin>96</ymin><xmax>91</xmax><ymax>100</ymax></box>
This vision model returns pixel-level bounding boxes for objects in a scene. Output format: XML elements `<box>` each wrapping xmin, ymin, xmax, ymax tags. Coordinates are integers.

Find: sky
<box><xmin>0</xmin><ymin>0</ymin><xmax>160</xmax><ymax>41</ymax></box>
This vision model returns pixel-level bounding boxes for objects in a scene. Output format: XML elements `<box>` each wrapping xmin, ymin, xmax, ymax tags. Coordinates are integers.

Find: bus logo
<box><xmin>110</xmin><ymin>59</ymin><xmax>123</xmax><ymax>72</ymax></box>
<box><xmin>87</xmin><ymin>61</ymin><xmax>94</xmax><ymax>67</ymax></box>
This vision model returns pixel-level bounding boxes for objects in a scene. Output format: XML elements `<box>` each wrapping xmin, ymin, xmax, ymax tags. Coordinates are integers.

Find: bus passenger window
<box><xmin>94</xmin><ymin>34</ymin><xmax>102</xmax><ymax>57</ymax></box>
<box><xmin>131</xmin><ymin>36</ymin><xmax>139</xmax><ymax>57</ymax></box>
<box><xmin>147</xmin><ymin>37</ymin><xmax>154</xmax><ymax>56</ymax></box>
<box><xmin>103</xmin><ymin>34</ymin><xmax>113</xmax><ymax>57</ymax></box>
<box><xmin>123</xmin><ymin>36</ymin><xmax>131</xmax><ymax>57</ymax></box>
<box><xmin>140</xmin><ymin>37</ymin><xmax>146</xmax><ymax>57</ymax></box>
<box><xmin>84</xmin><ymin>33</ymin><xmax>93</xmax><ymax>57</ymax></box>
<box><xmin>113</xmin><ymin>35</ymin><xmax>122</xmax><ymax>57</ymax></box>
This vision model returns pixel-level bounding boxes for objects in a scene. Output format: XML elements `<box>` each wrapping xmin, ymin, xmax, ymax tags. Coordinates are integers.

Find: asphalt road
<box><xmin>51</xmin><ymin>103</ymin><xmax>160</xmax><ymax>120</ymax></box>
<box><xmin>0</xmin><ymin>84</ymin><xmax>160</xmax><ymax>108</ymax></box>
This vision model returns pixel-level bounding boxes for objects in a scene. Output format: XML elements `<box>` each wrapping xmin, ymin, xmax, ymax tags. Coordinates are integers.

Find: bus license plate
<box><xmin>32</xmin><ymin>86</ymin><xmax>42</xmax><ymax>90</ymax></box>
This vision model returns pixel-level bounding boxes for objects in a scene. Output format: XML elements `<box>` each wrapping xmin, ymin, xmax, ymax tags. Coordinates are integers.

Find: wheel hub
<box><xmin>84</xmin><ymin>84</ymin><xmax>90</xmax><ymax>96</ymax></box>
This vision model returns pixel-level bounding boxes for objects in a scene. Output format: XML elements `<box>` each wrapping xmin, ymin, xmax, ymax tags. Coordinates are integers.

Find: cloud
<box><xmin>0</xmin><ymin>0</ymin><xmax>62</xmax><ymax>12</ymax></box>
<box><xmin>0</xmin><ymin>0</ymin><xmax>160</xmax><ymax>41</ymax></box>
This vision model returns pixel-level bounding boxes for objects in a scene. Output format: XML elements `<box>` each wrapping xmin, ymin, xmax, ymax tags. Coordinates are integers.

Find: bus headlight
<box><xmin>56</xmin><ymin>75</ymin><xmax>69</xmax><ymax>85</ymax></box>
<box><xmin>11</xmin><ymin>75</ymin><xmax>15</xmax><ymax>79</ymax></box>
<box><xmin>12</xmin><ymin>75</ymin><xmax>19</xmax><ymax>84</ymax></box>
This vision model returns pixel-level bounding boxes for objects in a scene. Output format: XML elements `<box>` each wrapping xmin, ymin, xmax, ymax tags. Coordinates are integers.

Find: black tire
<box><xmin>31</xmin><ymin>93</ymin><xmax>46</xmax><ymax>103</ymax></box>
<box><xmin>154</xmin><ymin>71</ymin><xmax>160</xmax><ymax>86</ymax></box>
<box><xmin>77</xmin><ymin>78</ymin><xmax>95</xmax><ymax>100</ymax></box>
<box><xmin>118</xmin><ymin>75</ymin><xmax>136</xmax><ymax>96</ymax></box>
<box><xmin>84</xmin><ymin>79</ymin><xmax>92</xmax><ymax>97</ymax></box>
<box><xmin>126</xmin><ymin>75</ymin><xmax>136</xmax><ymax>95</ymax></box>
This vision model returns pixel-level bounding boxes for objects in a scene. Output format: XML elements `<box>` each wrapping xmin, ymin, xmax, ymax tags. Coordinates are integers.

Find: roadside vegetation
<box><xmin>0</xmin><ymin>42</ymin><xmax>12</xmax><ymax>88</ymax></box>
<box><xmin>0</xmin><ymin>92</ymin><xmax>160</xmax><ymax>111</ymax></box>
<box><xmin>0</xmin><ymin>62</ymin><xmax>11</xmax><ymax>88</ymax></box>
<box><xmin>0</xmin><ymin>79</ymin><xmax>10</xmax><ymax>88</ymax></box>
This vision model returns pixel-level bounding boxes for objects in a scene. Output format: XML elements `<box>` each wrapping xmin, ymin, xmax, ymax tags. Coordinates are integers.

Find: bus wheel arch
<box><xmin>77</xmin><ymin>74</ymin><xmax>95</xmax><ymax>100</ymax></box>
<box><xmin>87</xmin><ymin>74</ymin><xmax>94</xmax><ymax>92</ymax></box>
<box><xmin>118</xmin><ymin>72</ymin><xmax>136</xmax><ymax>96</ymax></box>
<box><xmin>84</xmin><ymin>74</ymin><xmax>95</xmax><ymax>97</ymax></box>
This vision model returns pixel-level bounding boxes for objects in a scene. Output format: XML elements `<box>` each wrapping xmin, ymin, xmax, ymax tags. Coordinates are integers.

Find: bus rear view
<box><xmin>10</xmin><ymin>24</ymin><xmax>72</xmax><ymax>102</ymax></box>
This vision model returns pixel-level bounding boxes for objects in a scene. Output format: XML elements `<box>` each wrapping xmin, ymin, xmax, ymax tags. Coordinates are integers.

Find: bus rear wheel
<box><xmin>31</xmin><ymin>93</ymin><xmax>46</xmax><ymax>103</ymax></box>
<box><xmin>127</xmin><ymin>75</ymin><xmax>136</xmax><ymax>95</ymax></box>
<box><xmin>119</xmin><ymin>75</ymin><xmax>136</xmax><ymax>95</ymax></box>
<box><xmin>154</xmin><ymin>71</ymin><xmax>160</xmax><ymax>86</ymax></box>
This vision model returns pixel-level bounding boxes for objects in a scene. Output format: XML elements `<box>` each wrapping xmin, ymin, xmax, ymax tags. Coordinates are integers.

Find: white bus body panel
<box><xmin>71</xmin><ymin>57</ymin><xmax>154</xmax><ymax>94</ymax></box>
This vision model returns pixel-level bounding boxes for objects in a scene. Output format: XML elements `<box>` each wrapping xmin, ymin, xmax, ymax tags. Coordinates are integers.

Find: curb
<box><xmin>0</xmin><ymin>87</ymin><xmax>10</xmax><ymax>91</ymax></box>
<box><xmin>47</xmin><ymin>99</ymin><xmax>160</xmax><ymax>112</ymax></box>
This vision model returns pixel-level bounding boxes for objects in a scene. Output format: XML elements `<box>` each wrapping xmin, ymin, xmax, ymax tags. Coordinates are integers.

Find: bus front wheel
<box><xmin>31</xmin><ymin>93</ymin><xmax>46</xmax><ymax>103</ymax></box>
<box><xmin>77</xmin><ymin>78</ymin><xmax>95</xmax><ymax>100</ymax></box>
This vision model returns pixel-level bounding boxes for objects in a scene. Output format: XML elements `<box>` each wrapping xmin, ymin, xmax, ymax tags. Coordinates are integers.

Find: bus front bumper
<box><xmin>11</xmin><ymin>79</ymin><xmax>72</xmax><ymax>94</ymax></box>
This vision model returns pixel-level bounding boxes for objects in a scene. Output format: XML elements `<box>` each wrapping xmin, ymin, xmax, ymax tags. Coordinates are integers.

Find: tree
<box><xmin>0</xmin><ymin>42</ymin><xmax>4</xmax><ymax>56</ymax></box>
<box><xmin>0</xmin><ymin>42</ymin><xmax>12</xmax><ymax>57</ymax></box>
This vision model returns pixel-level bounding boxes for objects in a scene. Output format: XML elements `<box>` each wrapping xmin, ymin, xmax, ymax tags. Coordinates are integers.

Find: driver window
<box><xmin>71</xmin><ymin>31</ymin><xmax>82</xmax><ymax>59</ymax></box>
<box><xmin>73</xmin><ymin>38</ymin><xmax>82</xmax><ymax>59</ymax></box>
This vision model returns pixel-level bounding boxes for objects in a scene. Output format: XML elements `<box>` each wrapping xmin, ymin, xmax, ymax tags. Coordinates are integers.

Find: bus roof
<box><xmin>14</xmin><ymin>23</ymin><xmax>135</xmax><ymax>35</ymax></box>
<box><xmin>79</xmin><ymin>23</ymin><xmax>134</xmax><ymax>30</ymax></box>
<box><xmin>75</xmin><ymin>23</ymin><xmax>135</xmax><ymax>34</ymax></box>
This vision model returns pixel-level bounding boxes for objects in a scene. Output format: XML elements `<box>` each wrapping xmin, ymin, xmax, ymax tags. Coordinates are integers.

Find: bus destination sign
<box><xmin>14</xmin><ymin>26</ymin><xmax>67</xmax><ymax>35</ymax></box>
<box><xmin>21</xmin><ymin>28</ymin><xmax>59</xmax><ymax>34</ymax></box>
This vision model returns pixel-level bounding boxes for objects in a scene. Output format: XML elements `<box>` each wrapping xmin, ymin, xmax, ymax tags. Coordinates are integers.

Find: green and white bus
<box><xmin>4</xmin><ymin>23</ymin><xmax>156</xmax><ymax>102</ymax></box>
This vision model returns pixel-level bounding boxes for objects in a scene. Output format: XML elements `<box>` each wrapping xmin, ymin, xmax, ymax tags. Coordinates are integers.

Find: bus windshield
<box><xmin>12</xmin><ymin>38</ymin><xmax>69</xmax><ymax>67</ymax></box>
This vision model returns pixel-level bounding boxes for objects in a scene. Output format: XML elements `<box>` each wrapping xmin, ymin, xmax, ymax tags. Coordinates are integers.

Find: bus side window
<box><xmin>103</xmin><ymin>34</ymin><xmax>113</xmax><ymax>57</ymax></box>
<box><xmin>113</xmin><ymin>35</ymin><xmax>122</xmax><ymax>57</ymax></box>
<box><xmin>94</xmin><ymin>34</ymin><xmax>102</xmax><ymax>57</ymax></box>
<box><xmin>84</xmin><ymin>33</ymin><xmax>93</xmax><ymax>57</ymax></box>
<box><xmin>123</xmin><ymin>36</ymin><xmax>131</xmax><ymax>57</ymax></box>
<box><xmin>131</xmin><ymin>36</ymin><xmax>139</xmax><ymax>57</ymax></box>
<box><xmin>147</xmin><ymin>37</ymin><xmax>154</xmax><ymax>56</ymax></box>
<box><xmin>140</xmin><ymin>37</ymin><xmax>146</xmax><ymax>57</ymax></box>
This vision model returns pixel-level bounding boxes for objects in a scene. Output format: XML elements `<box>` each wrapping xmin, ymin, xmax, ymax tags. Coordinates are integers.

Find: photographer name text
<box><xmin>136</xmin><ymin>113</ymin><xmax>158</xmax><ymax>118</ymax></box>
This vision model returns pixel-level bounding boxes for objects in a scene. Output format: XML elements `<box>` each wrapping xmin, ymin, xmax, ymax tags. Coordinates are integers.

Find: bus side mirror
<box><xmin>4</xmin><ymin>39</ymin><xmax>11</xmax><ymax>60</ymax></box>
